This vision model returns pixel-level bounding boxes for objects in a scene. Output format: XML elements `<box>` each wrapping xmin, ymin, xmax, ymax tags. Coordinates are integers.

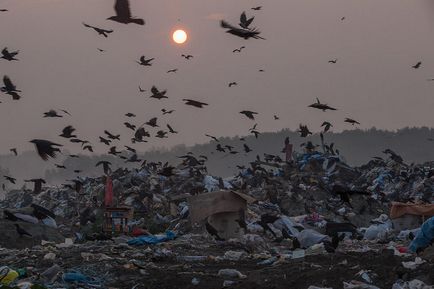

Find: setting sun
<box><xmin>173</xmin><ymin>29</ymin><xmax>187</xmax><ymax>44</ymax></box>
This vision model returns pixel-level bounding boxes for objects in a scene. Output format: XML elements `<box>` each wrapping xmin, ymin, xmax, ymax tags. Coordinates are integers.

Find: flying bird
<box><xmin>216</xmin><ymin>144</ymin><xmax>226</xmax><ymax>152</ymax></box>
<box><xmin>251</xmin><ymin>6</ymin><xmax>262</xmax><ymax>11</ymax></box>
<box><xmin>243</xmin><ymin>144</ymin><xmax>252</xmax><ymax>153</ymax></box>
<box><xmin>99</xmin><ymin>136</ymin><xmax>111</xmax><ymax>145</ymax></box>
<box><xmin>137</xmin><ymin>56</ymin><xmax>154</xmax><ymax>66</ymax></box>
<box><xmin>1</xmin><ymin>47</ymin><xmax>19</xmax><ymax>61</ymax></box>
<box><xmin>83</xmin><ymin>145</ymin><xmax>93</xmax><ymax>152</ymax></box>
<box><xmin>107</xmin><ymin>0</ymin><xmax>145</xmax><ymax>25</ymax></box>
<box><xmin>30</xmin><ymin>139</ymin><xmax>62</xmax><ymax>161</ymax></box>
<box><xmin>220</xmin><ymin>20</ymin><xmax>264</xmax><ymax>40</ymax></box>
<box><xmin>125</xmin><ymin>112</ymin><xmax>136</xmax><ymax>117</ymax></box>
<box><xmin>181</xmin><ymin>54</ymin><xmax>193</xmax><ymax>59</ymax></box>
<box><xmin>205</xmin><ymin>134</ymin><xmax>219</xmax><ymax>142</ymax></box>
<box><xmin>108</xmin><ymin>146</ymin><xmax>121</xmax><ymax>156</ymax></box>
<box><xmin>309</xmin><ymin>98</ymin><xmax>337</xmax><ymax>111</ymax></box>
<box><xmin>344</xmin><ymin>118</ymin><xmax>360</xmax><ymax>125</ymax></box>
<box><xmin>24</xmin><ymin>178</ymin><xmax>46</xmax><ymax>194</ymax></box>
<box><xmin>0</xmin><ymin>9</ymin><xmax>8</xmax><ymax>12</ymax></box>
<box><xmin>228</xmin><ymin>82</ymin><xmax>238</xmax><ymax>87</ymax></box>
<box><xmin>10</xmin><ymin>148</ymin><xmax>17</xmax><ymax>156</ymax></box>
<box><xmin>133</xmin><ymin>127</ymin><xmax>150</xmax><ymax>142</ymax></box>
<box><xmin>161</xmin><ymin>108</ymin><xmax>175</xmax><ymax>115</ymax></box>
<box><xmin>182</xmin><ymin>99</ymin><xmax>208</xmax><ymax>108</ymax></box>
<box><xmin>298</xmin><ymin>124</ymin><xmax>312</xmax><ymax>137</ymax></box>
<box><xmin>4</xmin><ymin>175</ymin><xmax>16</xmax><ymax>184</ymax></box>
<box><xmin>145</xmin><ymin>117</ymin><xmax>158</xmax><ymax>127</ymax></box>
<box><xmin>125</xmin><ymin>145</ymin><xmax>136</xmax><ymax>153</ymax></box>
<box><xmin>328</xmin><ymin>59</ymin><xmax>338</xmax><ymax>64</ymax></box>
<box><xmin>97</xmin><ymin>48</ymin><xmax>105</xmax><ymax>52</ymax></box>
<box><xmin>274</xmin><ymin>115</ymin><xmax>279</xmax><ymax>120</ymax></box>
<box><xmin>138</xmin><ymin>86</ymin><xmax>145</xmax><ymax>93</ymax></box>
<box><xmin>233</xmin><ymin>46</ymin><xmax>246</xmax><ymax>53</ymax></box>
<box><xmin>167</xmin><ymin>68</ymin><xmax>178</xmax><ymax>73</ymax></box>
<box><xmin>412</xmin><ymin>61</ymin><xmax>422</xmax><ymax>69</ymax></box>
<box><xmin>239</xmin><ymin>11</ymin><xmax>255</xmax><ymax>29</ymax></box>
<box><xmin>104</xmin><ymin>130</ymin><xmax>120</xmax><ymax>140</ymax></box>
<box><xmin>150</xmin><ymin>86</ymin><xmax>168</xmax><ymax>99</ymax></box>
<box><xmin>82</xmin><ymin>23</ymin><xmax>113</xmax><ymax>37</ymax></box>
<box><xmin>240</xmin><ymin>110</ymin><xmax>258</xmax><ymax>120</ymax></box>
<box><xmin>55</xmin><ymin>164</ymin><xmax>66</xmax><ymax>169</ymax></box>
<box><xmin>124</xmin><ymin>122</ymin><xmax>136</xmax><ymax>130</ymax></box>
<box><xmin>321</xmin><ymin>121</ymin><xmax>333</xmax><ymax>132</ymax></box>
<box><xmin>155</xmin><ymin>130</ymin><xmax>168</xmax><ymax>138</ymax></box>
<box><xmin>59</xmin><ymin>126</ymin><xmax>77</xmax><ymax>138</ymax></box>
<box><xmin>167</xmin><ymin>124</ymin><xmax>178</xmax><ymax>134</ymax></box>
<box><xmin>1</xmin><ymin>75</ymin><xmax>21</xmax><ymax>100</ymax></box>
<box><xmin>43</xmin><ymin>110</ymin><xmax>62</xmax><ymax>117</ymax></box>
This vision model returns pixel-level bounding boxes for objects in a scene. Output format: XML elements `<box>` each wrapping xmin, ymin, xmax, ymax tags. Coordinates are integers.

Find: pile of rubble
<box><xmin>0</xmin><ymin>147</ymin><xmax>433</xmax><ymax>288</ymax></box>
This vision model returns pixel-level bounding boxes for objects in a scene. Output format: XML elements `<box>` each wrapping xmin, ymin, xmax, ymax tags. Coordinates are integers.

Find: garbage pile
<box><xmin>0</xmin><ymin>146</ymin><xmax>433</xmax><ymax>289</ymax></box>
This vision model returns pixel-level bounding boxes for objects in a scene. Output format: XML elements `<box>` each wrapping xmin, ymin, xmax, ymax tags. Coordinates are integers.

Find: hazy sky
<box><xmin>1</xmin><ymin>0</ymin><xmax>434</xmax><ymax>155</ymax></box>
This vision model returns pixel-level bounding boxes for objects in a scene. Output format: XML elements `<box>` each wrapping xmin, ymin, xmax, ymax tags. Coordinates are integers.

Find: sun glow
<box><xmin>173</xmin><ymin>29</ymin><xmax>187</xmax><ymax>44</ymax></box>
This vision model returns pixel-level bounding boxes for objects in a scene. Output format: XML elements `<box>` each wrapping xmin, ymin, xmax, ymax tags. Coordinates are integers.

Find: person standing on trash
<box><xmin>409</xmin><ymin>216</ymin><xmax>434</xmax><ymax>254</ymax></box>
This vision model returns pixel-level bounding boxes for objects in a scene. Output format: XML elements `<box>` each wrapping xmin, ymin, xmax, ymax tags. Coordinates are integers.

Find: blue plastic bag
<box><xmin>409</xmin><ymin>216</ymin><xmax>434</xmax><ymax>252</ymax></box>
<box><xmin>127</xmin><ymin>230</ymin><xmax>176</xmax><ymax>246</ymax></box>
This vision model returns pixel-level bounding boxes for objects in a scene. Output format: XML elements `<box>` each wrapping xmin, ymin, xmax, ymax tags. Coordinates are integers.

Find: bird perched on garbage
<box><xmin>15</xmin><ymin>224</ymin><xmax>32</xmax><ymax>237</ymax></box>
<box><xmin>344</xmin><ymin>118</ymin><xmax>360</xmax><ymax>125</ymax></box>
<box><xmin>82</xmin><ymin>23</ymin><xmax>113</xmax><ymax>37</ymax></box>
<box><xmin>321</xmin><ymin>121</ymin><xmax>333</xmax><ymax>132</ymax></box>
<box><xmin>240</xmin><ymin>110</ymin><xmax>258</xmax><ymax>120</ymax></box>
<box><xmin>10</xmin><ymin>148</ymin><xmax>17</xmax><ymax>156</ymax></box>
<box><xmin>412</xmin><ymin>61</ymin><xmax>422</xmax><ymax>69</ymax></box>
<box><xmin>182</xmin><ymin>99</ymin><xmax>208</xmax><ymax>108</ymax></box>
<box><xmin>150</xmin><ymin>86</ymin><xmax>168</xmax><ymax>99</ymax></box>
<box><xmin>59</xmin><ymin>126</ymin><xmax>77</xmax><ymax>138</ymax></box>
<box><xmin>220</xmin><ymin>20</ymin><xmax>264</xmax><ymax>40</ymax></box>
<box><xmin>137</xmin><ymin>56</ymin><xmax>154</xmax><ymax>66</ymax></box>
<box><xmin>298</xmin><ymin>124</ymin><xmax>312</xmax><ymax>137</ymax></box>
<box><xmin>158</xmin><ymin>166</ymin><xmax>176</xmax><ymax>177</ymax></box>
<box><xmin>309</xmin><ymin>98</ymin><xmax>337</xmax><ymax>111</ymax></box>
<box><xmin>107</xmin><ymin>0</ymin><xmax>145</xmax><ymax>25</ymax></box>
<box><xmin>1</xmin><ymin>47</ymin><xmax>19</xmax><ymax>61</ymax></box>
<box><xmin>96</xmin><ymin>160</ymin><xmax>112</xmax><ymax>175</ymax></box>
<box><xmin>1</xmin><ymin>75</ymin><xmax>21</xmax><ymax>100</ymax></box>
<box><xmin>30</xmin><ymin>139</ymin><xmax>62</xmax><ymax>160</ymax></box>
<box><xmin>24</xmin><ymin>178</ymin><xmax>46</xmax><ymax>194</ymax></box>
<box><xmin>383</xmin><ymin>149</ymin><xmax>404</xmax><ymax>164</ymax></box>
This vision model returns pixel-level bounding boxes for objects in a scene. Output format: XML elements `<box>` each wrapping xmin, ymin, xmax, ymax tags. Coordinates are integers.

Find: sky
<box><xmin>1</xmin><ymin>0</ymin><xmax>434</xmax><ymax>156</ymax></box>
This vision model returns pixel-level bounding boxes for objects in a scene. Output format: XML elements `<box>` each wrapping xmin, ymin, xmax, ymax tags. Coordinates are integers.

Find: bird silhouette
<box><xmin>30</xmin><ymin>139</ymin><xmax>62</xmax><ymax>160</ymax></box>
<box><xmin>240</xmin><ymin>110</ymin><xmax>258</xmax><ymax>120</ymax></box>
<box><xmin>181</xmin><ymin>54</ymin><xmax>193</xmax><ymax>59</ymax></box>
<box><xmin>124</xmin><ymin>122</ymin><xmax>136</xmax><ymax>130</ymax></box>
<box><xmin>0</xmin><ymin>9</ymin><xmax>8</xmax><ymax>12</ymax></box>
<box><xmin>83</xmin><ymin>145</ymin><xmax>93</xmax><ymax>152</ymax></box>
<box><xmin>108</xmin><ymin>146</ymin><xmax>121</xmax><ymax>156</ymax></box>
<box><xmin>138</xmin><ymin>86</ymin><xmax>145</xmax><ymax>93</ymax></box>
<box><xmin>167</xmin><ymin>68</ymin><xmax>178</xmax><ymax>73</ymax></box>
<box><xmin>344</xmin><ymin>118</ymin><xmax>360</xmax><ymax>125</ymax></box>
<box><xmin>133</xmin><ymin>127</ymin><xmax>150</xmax><ymax>142</ymax></box>
<box><xmin>328</xmin><ymin>59</ymin><xmax>338</xmax><ymax>64</ymax></box>
<box><xmin>24</xmin><ymin>178</ymin><xmax>46</xmax><ymax>194</ymax></box>
<box><xmin>216</xmin><ymin>144</ymin><xmax>226</xmax><ymax>152</ymax></box>
<box><xmin>1</xmin><ymin>75</ymin><xmax>21</xmax><ymax>100</ymax></box>
<box><xmin>107</xmin><ymin>0</ymin><xmax>145</xmax><ymax>25</ymax></box>
<box><xmin>1</xmin><ymin>47</ymin><xmax>19</xmax><ymax>61</ymax></box>
<box><xmin>251</xmin><ymin>6</ymin><xmax>262</xmax><ymax>10</ymax></box>
<box><xmin>161</xmin><ymin>108</ymin><xmax>175</xmax><ymax>115</ymax></box>
<box><xmin>321</xmin><ymin>121</ymin><xmax>333</xmax><ymax>132</ymax></box>
<box><xmin>55</xmin><ymin>164</ymin><xmax>66</xmax><ymax>169</ymax></box>
<box><xmin>228</xmin><ymin>82</ymin><xmax>238</xmax><ymax>87</ymax></box>
<box><xmin>182</xmin><ymin>99</ymin><xmax>208</xmax><ymax>108</ymax></box>
<box><xmin>150</xmin><ymin>86</ymin><xmax>168</xmax><ymax>99</ymax></box>
<box><xmin>250</xmin><ymin>130</ymin><xmax>260</xmax><ymax>138</ymax></box>
<box><xmin>82</xmin><ymin>23</ymin><xmax>113</xmax><ymax>37</ymax></box>
<box><xmin>155</xmin><ymin>130</ymin><xmax>168</xmax><ymax>138</ymax></box>
<box><xmin>309</xmin><ymin>98</ymin><xmax>337</xmax><ymax>111</ymax></box>
<box><xmin>99</xmin><ymin>136</ymin><xmax>111</xmax><ymax>145</ymax></box>
<box><xmin>220</xmin><ymin>20</ymin><xmax>264</xmax><ymax>39</ymax></box>
<box><xmin>239</xmin><ymin>11</ymin><xmax>255</xmax><ymax>29</ymax></box>
<box><xmin>145</xmin><ymin>117</ymin><xmax>158</xmax><ymax>127</ymax></box>
<box><xmin>97</xmin><ymin>48</ymin><xmax>105</xmax><ymax>52</ymax></box>
<box><xmin>126</xmin><ymin>154</ymin><xmax>141</xmax><ymax>163</ymax></box>
<box><xmin>167</xmin><ymin>124</ymin><xmax>178</xmax><ymax>134</ymax></box>
<box><xmin>104</xmin><ymin>130</ymin><xmax>120</xmax><ymax>140</ymax></box>
<box><xmin>4</xmin><ymin>175</ymin><xmax>16</xmax><ymax>184</ymax></box>
<box><xmin>205</xmin><ymin>134</ymin><xmax>219</xmax><ymax>142</ymax></box>
<box><xmin>137</xmin><ymin>56</ymin><xmax>154</xmax><ymax>66</ymax></box>
<box><xmin>243</xmin><ymin>144</ymin><xmax>252</xmax><ymax>153</ymax></box>
<box><xmin>125</xmin><ymin>145</ymin><xmax>136</xmax><ymax>153</ymax></box>
<box><xmin>125</xmin><ymin>112</ymin><xmax>136</xmax><ymax>117</ymax></box>
<box><xmin>59</xmin><ymin>126</ymin><xmax>77</xmax><ymax>138</ymax></box>
<box><xmin>43</xmin><ymin>109</ymin><xmax>62</xmax><ymax>117</ymax></box>
<box><xmin>232</xmin><ymin>46</ymin><xmax>245</xmax><ymax>53</ymax></box>
<box><xmin>96</xmin><ymin>160</ymin><xmax>112</xmax><ymax>175</ymax></box>
<box><xmin>10</xmin><ymin>148</ymin><xmax>17</xmax><ymax>156</ymax></box>
<box><xmin>298</xmin><ymin>124</ymin><xmax>312</xmax><ymax>137</ymax></box>
<box><xmin>412</xmin><ymin>61</ymin><xmax>422</xmax><ymax>69</ymax></box>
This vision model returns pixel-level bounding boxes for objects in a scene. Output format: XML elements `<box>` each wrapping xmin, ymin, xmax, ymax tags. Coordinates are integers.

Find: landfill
<box><xmin>0</xmin><ymin>143</ymin><xmax>433</xmax><ymax>289</ymax></box>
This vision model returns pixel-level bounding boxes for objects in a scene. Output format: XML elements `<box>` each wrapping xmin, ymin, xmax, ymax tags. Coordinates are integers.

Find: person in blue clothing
<box><xmin>409</xmin><ymin>216</ymin><xmax>434</xmax><ymax>253</ymax></box>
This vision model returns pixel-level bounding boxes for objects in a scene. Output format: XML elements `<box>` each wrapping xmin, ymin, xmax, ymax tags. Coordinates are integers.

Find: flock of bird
<box><xmin>0</xmin><ymin>0</ymin><xmax>425</xmax><ymax>191</ymax></box>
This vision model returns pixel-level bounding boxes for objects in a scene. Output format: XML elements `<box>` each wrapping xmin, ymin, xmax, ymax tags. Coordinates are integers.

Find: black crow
<box><xmin>137</xmin><ymin>56</ymin><xmax>154</xmax><ymax>66</ymax></box>
<box><xmin>309</xmin><ymin>98</ymin><xmax>337</xmax><ymax>111</ymax></box>
<box><xmin>1</xmin><ymin>47</ymin><xmax>19</xmax><ymax>61</ymax></box>
<box><xmin>59</xmin><ymin>126</ymin><xmax>77</xmax><ymax>138</ymax></box>
<box><xmin>82</xmin><ymin>22</ymin><xmax>113</xmax><ymax>37</ymax></box>
<box><xmin>30</xmin><ymin>139</ymin><xmax>62</xmax><ymax>160</ymax></box>
<box><xmin>150</xmin><ymin>86</ymin><xmax>167</xmax><ymax>99</ymax></box>
<box><xmin>107</xmin><ymin>0</ymin><xmax>145</xmax><ymax>25</ymax></box>
<box><xmin>182</xmin><ymin>99</ymin><xmax>208</xmax><ymax>108</ymax></box>
<box><xmin>240</xmin><ymin>110</ymin><xmax>257</xmax><ymax>120</ymax></box>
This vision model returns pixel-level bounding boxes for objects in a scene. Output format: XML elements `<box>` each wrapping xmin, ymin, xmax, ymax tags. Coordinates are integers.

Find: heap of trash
<box><xmin>0</xmin><ymin>143</ymin><xmax>433</xmax><ymax>289</ymax></box>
